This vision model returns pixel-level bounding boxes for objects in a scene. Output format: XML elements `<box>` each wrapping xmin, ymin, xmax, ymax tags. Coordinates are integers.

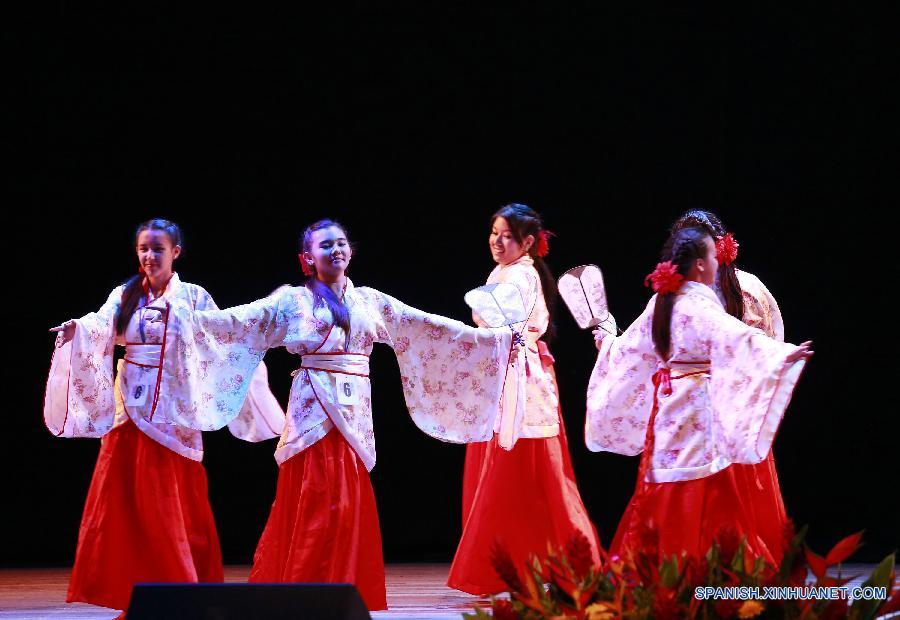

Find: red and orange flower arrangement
<box><xmin>465</xmin><ymin>523</ymin><xmax>898</xmax><ymax>619</ymax></box>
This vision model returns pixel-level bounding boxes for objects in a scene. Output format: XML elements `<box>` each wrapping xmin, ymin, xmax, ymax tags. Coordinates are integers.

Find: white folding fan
<box><xmin>463</xmin><ymin>282</ymin><xmax>529</xmax><ymax>328</ymax></box>
<box><xmin>558</xmin><ymin>264</ymin><xmax>617</xmax><ymax>334</ymax></box>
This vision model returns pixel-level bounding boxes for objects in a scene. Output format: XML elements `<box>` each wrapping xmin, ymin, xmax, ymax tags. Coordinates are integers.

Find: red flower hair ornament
<box><xmin>300</xmin><ymin>255</ymin><xmax>314</xmax><ymax>277</ymax></box>
<box><xmin>715</xmin><ymin>232</ymin><xmax>739</xmax><ymax>266</ymax></box>
<box><xmin>535</xmin><ymin>230</ymin><xmax>555</xmax><ymax>258</ymax></box>
<box><xmin>644</xmin><ymin>261</ymin><xmax>684</xmax><ymax>295</ymax></box>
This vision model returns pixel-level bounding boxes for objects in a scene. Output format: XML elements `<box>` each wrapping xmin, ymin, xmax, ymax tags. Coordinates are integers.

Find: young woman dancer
<box><xmin>668</xmin><ymin>209</ymin><xmax>791</xmax><ymax>562</ymax></box>
<box><xmin>448</xmin><ymin>204</ymin><xmax>601</xmax><ymax>595</ymax></box>
<box><xmin>45</xmin><ymin>218</ymin><xmax>283</xmax><ymax>613</ymax></box>
<box><xmin>132</xmin><ymin>219</ymin><xmax>517</xmax><ymax>610</ymax></box>
<box><xmin>587</xmin><ymin>226</ymin><xmax>812</xmax><ymax>563</ymax></box>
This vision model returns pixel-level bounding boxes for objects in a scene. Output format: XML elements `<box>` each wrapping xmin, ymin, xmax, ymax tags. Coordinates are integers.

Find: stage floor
<box><xmin>0</xmin><ymin>564</ymin><xmax>488</xmax><ymax>619</ymax></box>
<box><xmin>0</xmin><ymin>563</ymin><xmax>893</xmax><ymax>619</ymax></box>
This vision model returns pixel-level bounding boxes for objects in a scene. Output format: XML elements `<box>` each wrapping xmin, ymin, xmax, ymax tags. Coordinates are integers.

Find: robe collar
<box><xmin>677</xmin><ymin>280</ymin><xmax>723</xmax><ymax>307</ymax></box>
<box><xmin>143</xmin><ymin>271</ymin><xmax>181</xmax><ymax>303</ymax></box>
<box><xmin>504</xmin><ymin>254</ymin><xmax>533</xmax><ymax>269</ymax></box>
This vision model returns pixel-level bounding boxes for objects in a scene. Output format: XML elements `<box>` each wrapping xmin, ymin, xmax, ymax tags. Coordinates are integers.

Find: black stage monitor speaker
<box><xmin>126</xmin><ymin>583</ymin><xmax>372</xmax><ymax>619</ymax></box>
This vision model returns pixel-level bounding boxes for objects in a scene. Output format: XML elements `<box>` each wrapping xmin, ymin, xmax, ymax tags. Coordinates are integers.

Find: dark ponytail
<box><xmin>492</xmin><ymin>203</ymin><xmax>557</xmax><ymax>343</ymax></box>
<box><xmin>670</xmin><ymin>209</ymin><xmax>745</xmax><ymax>320</ymax></box>
<box><xmin>651</xmin><ymin>227</ymin><xmax>710</xmax><ymax>360</ymax></box>
<box><xmin>300</xmin><ymin>219</ymin><xmax>352</xmax><ymax>346</ymax></box>
<box><xmin>532</xmin><ymin>257</ymin><xmax>558</xmax><ymax>343</ymax></box>
<box><xmin>652</xmin><ymin>294</ymin><xmax>677</xmax><ymax>362</ymax></box>
<box><xmin>718</xmin><ymin>266</ymin><xmax>744</xmax><ymax>319</ymax></box>
<box><xmin>116</xmin><ymin>219</ymin><xmax>182</xmax><ymax>335</ymax></box>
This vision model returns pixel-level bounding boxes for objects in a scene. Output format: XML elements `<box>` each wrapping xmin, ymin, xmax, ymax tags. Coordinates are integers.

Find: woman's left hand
<box><xmin>786</xmin><ymin>340</ymin><xmax>814</xmax><ymax>363</ymax></box>
<box><xmin>49</xmin><ymin>320</ymin><xmax>76</xmax><ymax>347</ymax></box>
<box><xmin>592</xmin><ymin>327</ymin><xmax>607</xmax><ymax>351</ymax></box>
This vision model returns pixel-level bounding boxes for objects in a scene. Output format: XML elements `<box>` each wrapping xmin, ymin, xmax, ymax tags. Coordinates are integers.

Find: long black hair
<box><xmin>671</xmin><ymin>209</ymin><xmax>745</xmax><ymax>320</ymax></box>
<box><xmin>116</xmin><ymin>219</ymin><xmax>182</xmax><ymax>335</ymax></box>
<box><xmin>492</xmin><ymin>203</ymin><xmax>558</xmax><ymax>343</ymax></box>
<box><xmin>299</xmin><ymin>219</ymin><xmax>352</xmax><ymax>344</ymax></box>
<box><xmin>651</xmin><ymin>227</ymin><xmax>711</xmax><ymax>360</ymax></box>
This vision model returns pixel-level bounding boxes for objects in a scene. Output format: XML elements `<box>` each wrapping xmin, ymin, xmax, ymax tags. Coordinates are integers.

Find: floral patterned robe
<box><xmin>141</xmin><ymin>279</ymin><xmax>513</xmax><ymax>469</ymax></box>
<box><xmin>585</xmin><ymin>281</ymin><xmax>806</xmax><ymax>483</ymax></box>
<box><xmin>480</xmin><ymin>255</ymin><xmax>559</xmax><ymax>448</ymax></box>
<box><xmin>43</xmin><ymin>273</ymin><xmax>284</xmax><ymax>460</ymax></box>
<box><xmin>725</xmin><ymin>269</ymin><xmax>785</xmax><ymax>341</ymax></box>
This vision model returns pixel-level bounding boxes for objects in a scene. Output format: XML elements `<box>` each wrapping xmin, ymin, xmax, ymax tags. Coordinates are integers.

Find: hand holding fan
<box><xmin>558</xmin><ymin>264</ymin><xmax>617</xmax><ymax>335</ymax></box>
<box><xmin>464</xmin><ymin>282</ymin><xmax>529</xmax><ymax>346</ymax></box>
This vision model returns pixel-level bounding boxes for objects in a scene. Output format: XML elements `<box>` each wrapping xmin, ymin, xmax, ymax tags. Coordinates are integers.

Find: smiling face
<box><xmin>302</xmin><ymin>225</ymin><xmax>352</xmax><ymax>280</ymax></box>
<box><xmin>136</xmin><ymin>228</ymin><xmax>180</xmax><ymax>283</ymax></box>
<box><xmin>489</xmin><ymin>216</ymin><xmax>534</xmax><ymax>266</ymax></box>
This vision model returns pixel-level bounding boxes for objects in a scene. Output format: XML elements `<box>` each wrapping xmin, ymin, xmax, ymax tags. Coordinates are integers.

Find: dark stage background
<box><xmin>7</xmin><ymin>3</ymin><xmax>897</xmax><ymax>567</ymax></box>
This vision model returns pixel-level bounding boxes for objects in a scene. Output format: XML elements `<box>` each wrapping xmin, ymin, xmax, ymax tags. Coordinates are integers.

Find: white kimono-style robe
<box><xmin>586</xmin><ymin>281</ymin><xmax>806</xmax><ymax>483</ymax></box>
<box><xmin>135</xmin><ymin>279</ymin><xmax>514</xmax><ymax>470</ymax></box>
<box><xmin>43</xmin><ymin>273</ymin><xmax>285</xmax><ymax>460</ymax></box>
<box><xmin>479</xmin><ymin>255</ymin><xmax>559</xmax><ymax>448</ymax></box>
<box><xmin>721</xmin><ymin>269</ymin><xmax>785</xmax><ymax>341</ymax></box>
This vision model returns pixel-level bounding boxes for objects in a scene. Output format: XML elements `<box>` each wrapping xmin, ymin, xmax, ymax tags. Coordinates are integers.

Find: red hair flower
<box><xmin>536</xmin><ymin>229</ymin><xmax>555</xmax><ymax>258</ymax></box>
<box><xmin>644</xmin><ymin>261</ymin><xmax>684</xmax><ymax>295</ymax></box>
<box><xmin>300</xmin><ymin>256</ymin><xmax>314</xmax><ymax>277</ymax></box>
<box><xmin>715</xmin><ymin>232</ymin><xmax>739</xmax><ymax>265</ymax></box>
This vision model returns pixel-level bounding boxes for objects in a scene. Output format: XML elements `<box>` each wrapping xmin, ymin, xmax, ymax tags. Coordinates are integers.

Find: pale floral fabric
<box><xmin>734</xmin><ymin>269</ymin><xmax>785</xmax><ymax>341</ymax></box>
<box><xmin>481</xmin><ymin>255</ymin><xmax>560</xmax><ymax>444</ymax></box>
<box><xmin>152</xmin><ymin>279</ymin><xmax>513</xmax><ymax>470</ymax></box>
<box><xmin>44</xmin><ymin>273</ymin><xmax>284</xmax><ymax>460</ymax></box>
<box><xmin>585</xmin><ymin>281</ymin><xmax>805</xmax><ymax>482</ymax></box>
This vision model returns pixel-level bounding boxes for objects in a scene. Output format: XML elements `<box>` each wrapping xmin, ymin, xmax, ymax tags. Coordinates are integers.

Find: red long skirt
<box><xmin>447</xmin><ymin>414</ymin><xmax>601</xmax><ymax>595</ymax></box>
<box><xmin>67</xmin><ymin>419</ymin><xmax>223</xmax><ymax>611</ymax></box>
<box><xmin>248</xmin><ymin>429</ymin><xmax>387</xmax><ymax>611</ymax></box>
<box><xmin>611</xmin><ymin>451</ymin><xmax>788</xmax><ymax>565</ymax></box>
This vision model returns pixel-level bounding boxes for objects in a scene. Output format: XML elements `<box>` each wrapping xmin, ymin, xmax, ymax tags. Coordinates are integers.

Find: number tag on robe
<box><xmin>335</xmin><ymin>375</ymin><xmax>360</xmax><ymax>406</ymax></box>
<box><xmin>125</xmin><ymin>381</ymin><xmax>150</xmax><ymax>407</ymax></box>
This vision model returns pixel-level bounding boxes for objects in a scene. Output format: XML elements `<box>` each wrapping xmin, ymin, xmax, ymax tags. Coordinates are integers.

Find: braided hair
<box><xmin>651</xmin><ymin>227</ymin><xmax>711</xmax><ymax>360</ymax></box>
<box><xmin>670</xmin><ymin>209</ymin><xmax>744</xmax><ymax>320</ymax></box>
<box><xmin>299</xmin><ymin>219</ymin><xmax>352</xmax><ymax>346</ymax></box>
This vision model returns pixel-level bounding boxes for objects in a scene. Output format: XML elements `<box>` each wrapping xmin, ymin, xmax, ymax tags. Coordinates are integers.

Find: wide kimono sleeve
<box><xmin>366</xmin><ymin>289</ymin><xmax>514</xmax><ymax>445</ymax></box>
<box><xmin>44</xmin><ymin>286</ymin><xmax>122</xmax><ymax>437</ymax></box>
<box><xmin>699</xmin><ymin>303</ymin><xmax>805</xmax><ymax>463</ymax></box>
<box><xmin>738</xmin><ymin>270</ymin><xmax>785</xmax><ymax>341</ymax></box>
<box><xmin>188</xmin><ymin>286</ymin><xmax>286</xmax><ymax>442</ymax></box>
<box><xmin>151</xmin><ymin>286</ymin><xmax>296</xmax><ymax>431</ymax></box>
<box><xmin>228</xmin><ymin>361</ymin><xmax>285</xmax><ymax>441</ymax></box>
<box><xmin>585</xmin><ymin>298</ymin><xmax>659</xmax><ymax>455</ymax></box>
<box><xmin>761</xmin><ymin>284</ymin><xmax>785</xmax><ymax>342</ymax></box>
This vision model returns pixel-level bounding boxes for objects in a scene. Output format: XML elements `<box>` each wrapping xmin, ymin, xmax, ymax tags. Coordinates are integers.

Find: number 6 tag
<box><xmin>336</xmin><ymin>375</ymin><xmax>359</xmax><ymax>406</ymax></box>
<box><xmin>125</xmin><ymin>381</ymin><xmax>150</xmax><ymax>407</ymax></box>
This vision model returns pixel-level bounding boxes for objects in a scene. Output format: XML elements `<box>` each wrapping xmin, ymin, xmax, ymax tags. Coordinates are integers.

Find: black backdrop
<box><xmin>7</xmin><ymin>3</ymin><xmax>897</xmax><ymax>567</ymax></box>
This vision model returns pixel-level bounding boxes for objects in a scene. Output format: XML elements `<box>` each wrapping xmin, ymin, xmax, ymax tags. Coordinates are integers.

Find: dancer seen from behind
<box><xmin>586</xmin><ymin>226</ymin><xmax>812</xmax><ymax>563</ymax></box>
<box><xmin>667</xmin><ymin>209</ymin><xmax>791</xmax><ymax>562</ymax></box>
